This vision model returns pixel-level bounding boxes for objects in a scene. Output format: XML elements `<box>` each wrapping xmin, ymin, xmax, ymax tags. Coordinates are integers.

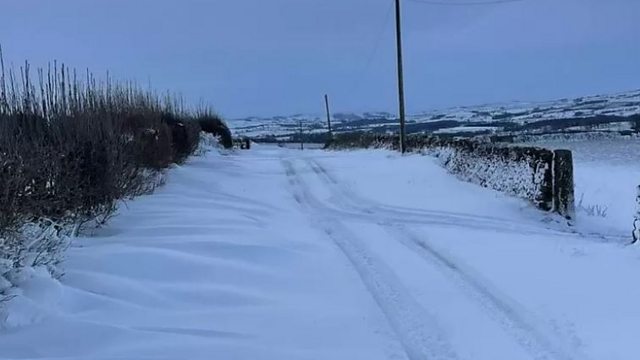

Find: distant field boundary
<box><xmin>328</xmin><ymin>133</ymin><xmax>575</xmax><ymax>219</ymax></box>
<box><xmin>491</xmin><ymin>130</ymin><xmax>640</xmax><ymax>144</ymax></box>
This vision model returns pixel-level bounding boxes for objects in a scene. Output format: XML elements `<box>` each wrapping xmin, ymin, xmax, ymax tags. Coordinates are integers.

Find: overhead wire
<box><xmin>348</xmin><ymin>0</ymin><xmax>526</xmax><ymax>111</ymax></box>
<box><xmin>349</xmin><ymin>0</ymin><xmax>395</xmax><ymax>110</ymax></box>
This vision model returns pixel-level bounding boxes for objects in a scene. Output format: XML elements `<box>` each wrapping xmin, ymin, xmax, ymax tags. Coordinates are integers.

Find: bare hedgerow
<box><xmin>0</xmin><ymin>46</ymin><xmax>231</xmax><ymax>301</ymax></box>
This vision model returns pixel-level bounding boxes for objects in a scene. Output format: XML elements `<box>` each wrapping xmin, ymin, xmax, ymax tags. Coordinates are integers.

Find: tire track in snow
<box><xmin>304</xmin><ymin>158</ymin><xmax>561</xmax><ymax>237</ymax></box>
<box><xmin>307</xmin><ymin>158</ymin><xmax>625</xmax><ymax>243</ymax></box>
<box><xmin>286</xmin><ymin>160</ymin><xmax>489</xmax><ymax>230</ymax></box>
<box><xmin>301</xmin><ymin>157</ymin><xmax>591</xmax><ymax>360</ymax></box>
<box><xmin>310</xmin><ymin>159</ymin><xmax>523</xmax><ymax>223</ymax></box>
<box><xmin>386</xmin><ymin>225</ymin><xmax>590</xmax><ymax>360</ymax></box>
<box><xmin>283</xmin><ymin>159</ymin><xmax>460</xmax><ymax>360</ymax></box>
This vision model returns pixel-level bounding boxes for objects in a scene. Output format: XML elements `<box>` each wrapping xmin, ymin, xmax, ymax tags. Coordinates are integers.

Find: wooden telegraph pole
<box><xmin>298</xmin><ymin>120</ymin><xmax>304</xmax><ymax>150</ymax></box>
<box><xmin>324</xmin><ymin>94</ymin><xmax>332</xmax><ymax>141</ymax></box>
<box><xmin>395</xmin><ymin>0</ymin><xmax>407</xmax><ymax>153</ymax></box>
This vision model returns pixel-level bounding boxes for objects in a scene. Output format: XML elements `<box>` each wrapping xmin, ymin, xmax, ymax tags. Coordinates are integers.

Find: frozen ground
<box><xmin>524</xmin><ymin>138</ymin><xmax>640</xmax><ymax>236</ymax></box>
<box><xmin>1</xmin><ymin>145</ymin><xmax>639</xmax><ymax>360</ymax></box>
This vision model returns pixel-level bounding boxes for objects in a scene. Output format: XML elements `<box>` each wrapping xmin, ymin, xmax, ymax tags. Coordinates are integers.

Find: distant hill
<box><xmin>228</xmin><ymin>89</ymin><xmax>640</xmax><ymax>141</ymax></box>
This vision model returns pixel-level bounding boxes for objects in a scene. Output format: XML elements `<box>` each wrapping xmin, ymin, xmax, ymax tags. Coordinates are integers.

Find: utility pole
<box><xmin>298</xmin><ymin>120</ymin><xmax>304</xmax><ymax>150</ymax></box>
<box><xmin>395</xmin><ymin>0</ymin><xmax>407</xmax><ymax>153</ymax></box>
<box><xmin>324</xmin><ymin>94</ymin><xmax>333</xmax><ymax>141</ymax></box>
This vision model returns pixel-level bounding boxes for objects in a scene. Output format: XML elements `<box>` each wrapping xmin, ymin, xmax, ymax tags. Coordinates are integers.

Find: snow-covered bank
<box><xmin>2</xmin><ymin>145</ymin><xmax>639</xmax><ymax>360</ymax></box>
<box><xmin>523</xmin><ymin>138</ymin><xmax>640</xmax><ymax>236</ymax></box>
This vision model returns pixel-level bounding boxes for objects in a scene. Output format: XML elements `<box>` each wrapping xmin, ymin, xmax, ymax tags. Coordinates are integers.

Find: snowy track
<box><xmin>284</xmin><ymin>157</ymin><xmax>589</xmax><ymax>360</ymax></box>
<box><xmin>285</xmin><ymin>158</ymin><xmax>459</xmax><ymax>360</ymax></box>
<box><xmin>2</xmin><ymin>146</ymin><xmax>639</xmax><ymax>360</ymax></box>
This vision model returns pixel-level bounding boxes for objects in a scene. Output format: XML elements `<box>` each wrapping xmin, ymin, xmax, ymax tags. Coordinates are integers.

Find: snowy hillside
<box><xmin>229</xmin><ymin>89</ymin><xmax>640</xmax><ymax>139</ymax></box>
<box><xmin>2</xmin><ymin>145</ymin><xmax>638</xmax><ymax>360</ymax></box>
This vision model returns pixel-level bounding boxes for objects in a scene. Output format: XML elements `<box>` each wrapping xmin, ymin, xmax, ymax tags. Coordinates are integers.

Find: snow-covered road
<box><xmin>2</xmin><ymin>145</ymin><xmax>639</xmax><ymax>360</ymax></box>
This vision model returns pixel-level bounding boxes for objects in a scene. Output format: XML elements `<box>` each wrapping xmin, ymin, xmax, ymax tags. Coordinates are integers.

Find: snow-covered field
<box><xmin>523</xmin><ymin>138</ymin><xmax>640</xmax><ymax>236</ymax></box>
<box><xmin>433</xmin><ymin>126</ymin><xmax>498</xmax><ymax>134</ymax></box>
<box><xmin>229</xmin><ymin>89</ymin><xmax>640</xmax><ymax>138</ymax></box>
<box><xmin>1</xmin><ymin>145</ymin><xmax>639</xmax><ymax>360</ymax></box>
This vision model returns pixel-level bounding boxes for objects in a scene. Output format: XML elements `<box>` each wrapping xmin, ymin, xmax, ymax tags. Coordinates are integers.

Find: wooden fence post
<box><xmin>553</xmin><ymin>149</ymin><xmax>575</xmax><ymax>219</ymax></box>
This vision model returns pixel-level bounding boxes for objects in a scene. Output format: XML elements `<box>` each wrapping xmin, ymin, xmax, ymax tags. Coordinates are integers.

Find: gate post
<box><xmin>553</xmin><ymin>149</ymin><xmax>575</xmax><ymax>219</ymax></box>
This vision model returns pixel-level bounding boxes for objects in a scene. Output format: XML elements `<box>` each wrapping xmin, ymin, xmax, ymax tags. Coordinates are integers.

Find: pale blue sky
<box><xmin>1</xmin><ymin>0</ymin><xmax>638</xmax><ymax>118</ymax></box>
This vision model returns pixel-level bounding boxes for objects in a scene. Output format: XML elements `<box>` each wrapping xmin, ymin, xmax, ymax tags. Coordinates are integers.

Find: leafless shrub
<box><xmin>0</xmin><ymin>46</ymin><xmax>231</xmax><ymax>301</ymax></box>
<box><xmin>576</xmin><ymin>193</ymin><xmax>608</xmax><ymax>218</ymax></box>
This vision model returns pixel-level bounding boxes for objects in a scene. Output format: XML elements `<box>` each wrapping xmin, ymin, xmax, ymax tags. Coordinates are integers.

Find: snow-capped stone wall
<box><xmin>429</xmin><ymin>143</ymin><xmax>554</xmax><ymax>211</ymax></box>
<box><xmin>329</xmin><ymin>133</ymin><xmax>574</xmax><ymax>218</ymax></box>
<box><xmin>504</xmin><ymin>131</ymin><xmax>639</xmax><ymax>144</ymax></box>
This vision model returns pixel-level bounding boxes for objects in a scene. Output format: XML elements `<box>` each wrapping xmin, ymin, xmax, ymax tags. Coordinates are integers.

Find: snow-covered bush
<box><xmin>1</xmin><ymin>220</ymin><xmax>69</xmax><ymax>277</ymax></box>
<box><xmin>198</xmin><ymin>114</ymin><xmax>233</xmax><ymax>149</ymax></box>
<box><xmin>1</xmin><ymin>220</ymin><xmax>70</xmax><ymax>306</ymax></box>
<box><xmin>196</xmin><ymin>133</ymin><xmax>222</xmax><ymax>156</ymax></box>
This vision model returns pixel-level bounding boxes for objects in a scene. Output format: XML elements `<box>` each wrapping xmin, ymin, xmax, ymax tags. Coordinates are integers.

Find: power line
<box><xmin>349</xmin><ymin>0</ymin><xmax>394</xmax><ymax>108</ymax></box>
<box><xmin>407</xmin><ymin>0</ymin><xmax>525</xmax><ymax>6</ymax></box>
<box><xmin>349</xmin><ymin>0</ymin><xmax>525</xmax><ymax>126</ymax></box>
<box><xmin>362</xmin><ymin>1</ymin><xmax>395</xmax><ymax>78</ymax></box>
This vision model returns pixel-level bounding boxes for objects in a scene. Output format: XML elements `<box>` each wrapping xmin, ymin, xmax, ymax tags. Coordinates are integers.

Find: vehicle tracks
<box><xmin>285</xmin><ymin>157</ymin><xmax>591</xmax><ymax>360</ymax></box>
